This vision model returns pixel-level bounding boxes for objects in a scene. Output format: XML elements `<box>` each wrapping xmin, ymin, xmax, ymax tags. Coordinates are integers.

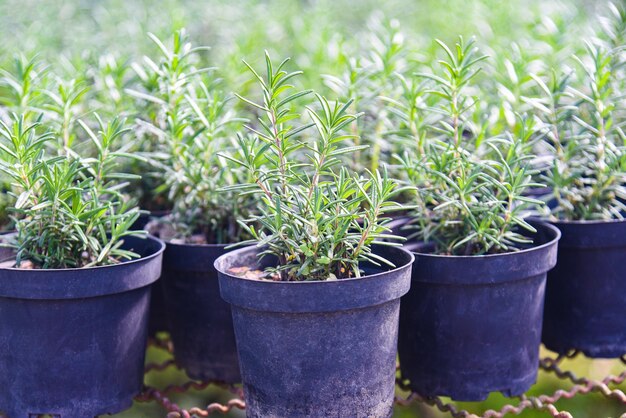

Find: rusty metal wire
<box><xmin>0</xmin><ymin>339</ymin><xmax>622</xmax><ymax>418</ymax></box>
<box><xmin>393</xmin><ymin>351</ymin><xmax>626</xmax><ymax>418</ymax></box>
<box><xmin>138</xmin><ymin>340</ymin><xmax>247</xmax><ymax>417</ymax></box>
<box><xmin>136</xmin><ymin>386</ymin><xmax>246</xmax><ymax>418</ymax></box>
<box><xmin>138</xmin><ymin>339</ymin><xmax>626</xmax><ymax>418</ymax></box>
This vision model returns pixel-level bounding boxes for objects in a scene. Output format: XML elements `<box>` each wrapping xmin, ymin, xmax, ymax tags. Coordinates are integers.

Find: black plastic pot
<box><xmin>147</xmin><ymin>273</ymin><xmax>169</xmax><ymax>337</ymax></box>
<box><xmin>0</xmin><ymin>235</ymin><xmax>165</xmax><ymax>418</ymax></box>
<box><xmin>130</xmin><ymin>209</ymin><xmax>170</xmax><ymax>232</ymax></box>
<box><xmin>215</xmin><ymin>244</ymin><xmax>414</xmax><ymax>418</ymax></box>
<box><xmin>543</xmin><ymin>219</ymin><xmax>626</xmax><ymax>358</ymax></box>
<box><xmin>161</xmin><ymin>242</ymin><xmax>241</xmax><ymax>382</ymax></box>
<box><xmin>130</xmin><ymin>210</ymin><xmax>170</xmax><ymax>337</ymax></box>
<box><xmin>398</xmin><ymin>221</ymin><xmax>560</xmax><ymax>401</ymax></box>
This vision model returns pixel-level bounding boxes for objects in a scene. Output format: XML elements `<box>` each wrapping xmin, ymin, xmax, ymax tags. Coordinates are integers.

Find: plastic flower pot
<box><xmin>542</xmin><ymin>219</ymin><xmax>626</xmax><ymax>357</ymax></box>
<box><xmin>0</xmin><ymin>235</ymin><xmax>165</xmax><ymax>418</ymax></box>
<box><xmin>130</xmin><ymin>210</ymin><xmax>171</xmax><ymax>232</ymax></box>
<box><xmin>215</xmin><ymin>244</ymin><xmax>414</xmax><ymax>418</ymax></box>
<box><xmin>130</xmin><ymin>210</ymin><xmax>170</xmax><ymax>337</ymax></box>
<box><xmin>161</xmin><ymin>242</ymin><xmax>241</xmax><ymax>382</ymax></box>
<box><xmin>398</xmin><ymin>220</ymin><xmax>560</xmax><ymax>401</ymax></box>
<box><xmin>146</xmin><ymin>273</ymin><xmax>169</xmax><ymax>337</ymax></box>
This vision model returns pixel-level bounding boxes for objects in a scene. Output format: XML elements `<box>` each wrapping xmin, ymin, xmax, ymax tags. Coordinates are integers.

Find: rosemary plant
<box><xmin>125</xmin><ymin>29</ymin><xmax>213</xmax><ymax>212</ymax></box>
<box><xmin>0</xmin><ymin>114</ymin><xmax>143</xmax><ymax>268</ymax></box>
<box><xmin>128</xmin><ymin>30</ymin><xmax>254</xmax><ymax>244</ymax></box>
<box><xmin>394</xmin><ymin>37</ymin><xmax>542</xmax><ymax>255</ymax></box>
<box><xmin>153</xmin><ymin>80</ymin><xmax>255</xmax><ymax>244</ymax></box>
<box><xmin>526</xmin><ymin>42</ymin><xmax>626</xmax><ymax>220</ymax></box>
<box><xmin>41</xmin><ymin>76</ymin><xmax>91</xmax><ymax>154</ymax></box>
<box><xmin>224</xmin><ymin>53</ymin><xmax>402</xmax><ymax>281</ymax></box>
<box><xmin>0</xmin><ymin>55</ymin><xmax>47</xmax><ymax>121</ymax></box>
<box><xmin>323</xmin><ymin>16</ymin><xmax>408</xmax><ymax>174</ymax></box>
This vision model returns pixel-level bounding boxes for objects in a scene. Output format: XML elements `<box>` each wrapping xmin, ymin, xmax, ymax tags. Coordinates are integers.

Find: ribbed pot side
<box><xmin>161</xmin><ymin>242</ymin><xmax>241</xmax><ymax>382</ymax></box>
<box><xmin>0</xmin><ymin>235</ymin><xmax>164</xmax><ymax>418</ymax></box>
<box><xmin>215</xmin><ymin>244</ymin><xmax>414</xmax><ymax>418</ymax></box>
<box><xmin>398</xmin><ymin>221</ymin><xmax>560</xmax><ymax>401</ymax></box>
<box><xmin>543</xmin><ymin>219</ymin><xmax>626</xmax><ymax>358</ymax></box>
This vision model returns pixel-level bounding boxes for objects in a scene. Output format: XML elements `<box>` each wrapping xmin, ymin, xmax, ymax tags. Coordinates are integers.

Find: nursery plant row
<box><xmin>0</xmin><ymin>4</ymin><xmax>624</xmax><ymax>417</ymax></box>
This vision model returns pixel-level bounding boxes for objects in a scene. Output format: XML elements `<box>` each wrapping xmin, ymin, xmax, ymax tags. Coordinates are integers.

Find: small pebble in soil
<box><xmin>0</xmin><ymin>259</ymin><xmax>34</xmax><ymax>269</ymax></box>
<box><xmin>228</xmin><ymin>266</ymin><xmax>279</xmax><ymax>281</ymax></box>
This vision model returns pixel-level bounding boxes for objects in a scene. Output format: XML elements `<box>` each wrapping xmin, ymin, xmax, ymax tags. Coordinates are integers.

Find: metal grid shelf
<box><xmin>139</xmin><ymin>336</ymin><xmax>626</xmax><ymax>418</ymax></box>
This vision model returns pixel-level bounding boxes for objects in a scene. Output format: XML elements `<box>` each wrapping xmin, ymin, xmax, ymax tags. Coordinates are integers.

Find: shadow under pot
<box><xmin>542</xmin><ymin>219</ymin><xmax>626</xmax><ymax>358</ymax></box>
<box><xmin>398</xmin><ymin>220</ymin><xmax>560</xmax><ymax>401</ymax></box>
<box><xmin>161</xmin><ymin>242</ymin><xmax>242</xmax><ymax>383</ymax></box>
<box><xmin>0</xmin><ymin>235</ymin><xmax>165</xmax><ymax>418</ymax></box>
<box><xmin>215</xmin><ymin>244</ymin><xmax>414</xmax><ymax>418</ymax></box>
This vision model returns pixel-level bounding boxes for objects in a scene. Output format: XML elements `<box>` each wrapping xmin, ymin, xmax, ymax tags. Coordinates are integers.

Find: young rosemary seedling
<box><xmin>127</xmin><ymin>30</ymin><xmax>255</xmax><ymax>244</ymax></box>
<box><xmin>125</xmin><ymin>29</ymin><xmax>213</xmax><ymax>213</ymax></box>
<box><xmin>394</xmin><ymin>37</ymin><xmax>542</xmax><ymax>255</ymax></box>
<box><xmin>323</xmin><ymin>17</ymin><xmax>408</xmax><ymax>174</ymax></box>
<box><xmin>0</xmin><ymin>55</ymin><xmax>46</xmax><ymax>121</ymax></box>
<box><xmin>0</xmin><ymin>114</ymin><xmax>143</xmax><ymax>268</ymax></box>
<box><xmin>526</xmin><ymin>42</ymin><xmax>626</xmax><ymax>220</ymax></box>
<box><xmin>224</xmin><ymin>52</ymin><xmax>403</xmax><ymax>281</ymax></box>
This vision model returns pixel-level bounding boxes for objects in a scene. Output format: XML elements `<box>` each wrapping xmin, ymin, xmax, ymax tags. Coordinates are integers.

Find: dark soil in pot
<box><xmin>215</xmin><ymin>244</ymin><xmax>414</xmax><ymax>418</ymax></box>
<box><xmin>398</xmin><ymin>220</ymin><xmax>560</xmax><ymax>401</ymax></box>
<box><xmin>0</xmin><ymin>235</ymin><xmax>165</xmax><ymax>418</ymax></box>
<box><xmin>543</xmin><ymin>219</ymin><xmax>626</xmax><ymax>358</ymax></box>
<box><xmin>161</xmin><ymin>242</ymin><xmax>241</xmax><ymax>382</ymax></box>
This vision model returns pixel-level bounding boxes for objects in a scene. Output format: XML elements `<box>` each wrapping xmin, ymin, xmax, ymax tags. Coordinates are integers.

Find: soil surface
<box><xmin>227</xmin><ymin>266</ymin><xmax>280</xmax><ymax>281</ymax></box>
<box><xmin>0</xmin><ymin>259</ymin><xmax>34</xmax><ymax>269</ymax></box>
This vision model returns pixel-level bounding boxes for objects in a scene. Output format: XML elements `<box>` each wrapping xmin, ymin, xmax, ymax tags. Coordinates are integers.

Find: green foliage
<box><xmin>526</xmin><ymin>42</ymin><xmax>626</xmax><ymax>220</ymax></box>
<box><xmin>0</xmin><ymin>114</ymin><xmax>143</xmax><ymax>268</ymax></box>
<box><xmin>127</xmin><ymin>31</ymin><xmax>255</xmax><ymax>244</ymax></box>
<box><xmin>600</xmin><ymin>2</ymin><xmax>626</xmax><ymax>50</ymax></box>
<box><xmin>0</xmin><ymin>0</ymin><xmax>623</xmax><ymax>416</ymax></box>
<box><xmin>0</xmin><ymin>178</ymin><xmax>13</xmax><ymax>231</ymax></box>
<box><xmin>0</xmin><ymin>55</ymin><xmax>46</xmax><ymax>118</ymax></box>
<box><xmin>125</xmin><ymin>29</ymin><xmax>210</xmax><ymax>212</ymax></box>
<box><xmin>40</xmin><ymin>77</ymin><xmax>91</xmax><ymax>153</ymax></box>
<box><xmin>224</xmin><ymin>53</ymin><xmax>402</xmax><ymax>281</ymax></box>
<box><xmin>322</xmin><ymin>16</ymin><xmax>409</xmax><ymax>174</ymax></box>
<box><xmin>394</xmin><ymin>38</ymin><xmax>542</xmax><ymax>255</ymax></box>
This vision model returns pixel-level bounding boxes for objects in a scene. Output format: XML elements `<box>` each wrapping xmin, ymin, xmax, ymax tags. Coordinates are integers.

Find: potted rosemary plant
<box><xmin>214</xmin><ymin>53</ymin><xmax>414</xmax><ymax>417</ymax></box>
<box><xmin>134</xmin><ymin>31</ymin><xmax>253</xmax><ymax>383</ymax></box>
<box><xmin>0</xmin><ymin>115</ymin><xmax>164</xmax><ymax>417</ymax></box>
<box><xmin>392</xmin><ymin>38</ymin><xmax>560</xmax><ymax>401</ymax></box>
<box><xmin>125</xmin><ymin>30</ymin><xmax>206</xmax><ymax>228</ymax></box>
<box><xmin>528</xmin><ymin>42</ymin><xmax>626</xmax><ymax>357</ymax></box>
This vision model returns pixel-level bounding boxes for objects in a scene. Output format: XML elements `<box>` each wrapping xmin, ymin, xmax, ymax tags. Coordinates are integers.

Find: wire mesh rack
<box><xmin>138</xmin><ymin>335</ymin><xmax>626</xmax><ymax>418</ymax></box>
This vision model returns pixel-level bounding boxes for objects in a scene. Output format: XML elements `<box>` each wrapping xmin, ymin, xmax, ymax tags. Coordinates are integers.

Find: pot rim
<box><xmin>0</xmin><ymin>234</ymin><xmax>165</xmax><ymax>272</ymax></box>
<box><xmin>546</xmin><ymin>217</ymin><xmax>626</xmax><ymax>226</ymax></box>
<box><xmin>215</xmin><ymin>243</ymin><xmax>415</xmax><ymax>285</ymax></box>
<box><xmin>164</xmin><ymin>240</ymin><xmax>232</xmax><ymax>249</ymax></box>
<box><xmin>216</xmin><ymin>244</ymin><xmax>414</xmax><ymax>312</ymax></box>
<box><xmin>411</xmin><ymin>220</ymin><xmax>561</xmax><ymax>260</ymax></box>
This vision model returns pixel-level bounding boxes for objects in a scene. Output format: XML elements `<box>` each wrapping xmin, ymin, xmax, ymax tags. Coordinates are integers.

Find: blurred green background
<box><xmin>1</xmin><ymin>0</ymin><xmax>624</xmax><ymax>416</ymax></box>
<box><xmin>0</xmin><ymin>0</ymin><xmax>609</xmax><ymax>95</ymax></box>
